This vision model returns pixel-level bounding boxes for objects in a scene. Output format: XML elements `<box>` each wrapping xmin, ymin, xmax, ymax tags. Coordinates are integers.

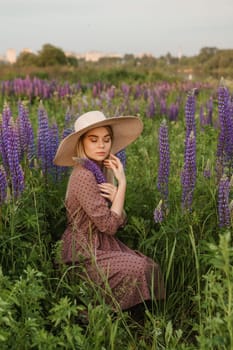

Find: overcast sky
<box><xmin>1</xmin><ymin>0</ymin><xmax>232</xmax><ymax>57</ymax></box>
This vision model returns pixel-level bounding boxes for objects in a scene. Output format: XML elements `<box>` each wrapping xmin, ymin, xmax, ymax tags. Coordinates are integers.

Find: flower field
<box><xmin>0</xmin><ymin>76</ymin><xmax>233</xmax><ymax>349</ymax></box>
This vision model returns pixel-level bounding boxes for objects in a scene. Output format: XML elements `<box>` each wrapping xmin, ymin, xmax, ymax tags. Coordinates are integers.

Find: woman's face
<box><xmin>82</xmin><ymin>126</ymin><xmax>112</xmax><ymax>162</ymax></box>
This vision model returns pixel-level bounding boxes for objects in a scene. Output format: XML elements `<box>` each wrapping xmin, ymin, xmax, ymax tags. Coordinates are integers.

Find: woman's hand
<box><xmin>98</xmin><ymin>183</ymin><xmax>117</xmax><ymax>202</ymax></box>
<box><xmin>103</xmin><ymin>154</ymin><xmax>126</xmax><ymax>217</ymax></box>
<box><xmin>103</xmin><ymin>154</ymin><xmax>126</xmax><ymax>185</ymax></box>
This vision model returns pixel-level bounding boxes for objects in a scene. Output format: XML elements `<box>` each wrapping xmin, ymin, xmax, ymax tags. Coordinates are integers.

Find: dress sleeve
<box><xmin>70</xmin><ymin>167</ymin><xmax>125</xmax><ymax>235</ymax></box>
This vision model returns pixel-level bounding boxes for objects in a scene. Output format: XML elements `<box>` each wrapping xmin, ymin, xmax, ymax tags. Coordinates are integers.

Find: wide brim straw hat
<box><xmin>53</xmin><ymin>110</ymin><xmax>143</xmax><ymax>166</ymax></box>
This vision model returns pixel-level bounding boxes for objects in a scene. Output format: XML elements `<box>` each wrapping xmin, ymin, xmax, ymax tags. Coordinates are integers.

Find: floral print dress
<box><xmin>61</xmin><ymin>164</ymin><xmax>165</xmax><ymax>310</ymax></box>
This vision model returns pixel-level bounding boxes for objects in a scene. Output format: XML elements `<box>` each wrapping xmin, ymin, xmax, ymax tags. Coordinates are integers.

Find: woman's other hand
<box><xmin>103</xmin><ymin>154</ymin><xmax>126</xmax><ymax>185</ymax></box>
<box><xmin>98</xmin><ymin>183</ymin><xmax>117</xmax><ymax>202</ymax></box>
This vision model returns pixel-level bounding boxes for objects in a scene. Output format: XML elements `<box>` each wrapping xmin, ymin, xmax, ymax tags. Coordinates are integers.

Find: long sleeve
<box><xmin>67</xmin><ymin>166</ymin><xmax>125</xmax><ymax>235</ymax></box>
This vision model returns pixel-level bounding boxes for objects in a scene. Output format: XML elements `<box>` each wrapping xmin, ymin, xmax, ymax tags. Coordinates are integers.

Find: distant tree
<box><xmin>198</xmin><ymin>47</ymin><xmax>218</xmax><ymax>63</ymax></box>
<box><xmin>66</xmin><ymin>55</ymin><xmax>78</xmax><ymax>67</ymax></box>
<box><xmin>123</xmin><ymin>54</ymin><xmax>136</xmax><ymax>65</ymax></box>
<box><xmin>140</xmin><ymin>54</ymin><xmax>157</xmax><ymax>68</ymax></box>
<box><xmin>98</xmin><ymin>56</ymin><xmax>121</xmax><ymax>66</ymax></box>
<box><xmin>204</xmin><ymin>49</ymin><xmax>233</xmax><ymax>76</ymax></box>
<box><xmin>37</xmin><ymin>44</ymin><xmax>67</xmax><ymax>66</ymax></box>
<box><xmin>16</xmin><ymin>52</ymin><xmax>38</xmax><ymax>66</ymax></box>
<box><xmin>218</xmin><ymin>50</ymin><xmax>233</xmax><ymax>67</ymax></box>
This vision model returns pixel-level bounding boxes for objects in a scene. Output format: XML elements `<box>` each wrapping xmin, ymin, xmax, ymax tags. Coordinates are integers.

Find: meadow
<box><xmin>0</xmin><ymin>75</ymin><xmax>232</xmax><ymax>349</ymax></box>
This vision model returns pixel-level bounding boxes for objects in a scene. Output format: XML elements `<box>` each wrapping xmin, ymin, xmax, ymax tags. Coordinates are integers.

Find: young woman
<box><xmin>54</xmin><ymin>110</ymin><xmax>165</xmax><ymax>312</ymax></box>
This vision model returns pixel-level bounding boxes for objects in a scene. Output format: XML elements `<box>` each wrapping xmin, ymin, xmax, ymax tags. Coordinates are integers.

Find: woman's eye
<box><xmin>104</xmin><ymin>138</ymin><xmax>111</xmax><ymax>143</ymax></box>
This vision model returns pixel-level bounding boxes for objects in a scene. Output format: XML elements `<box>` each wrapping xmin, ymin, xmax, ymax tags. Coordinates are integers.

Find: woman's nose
<box><xmin>98</xmin><ymin>140</ymin><xmax>105</xmax><ymax>148</ymax></box>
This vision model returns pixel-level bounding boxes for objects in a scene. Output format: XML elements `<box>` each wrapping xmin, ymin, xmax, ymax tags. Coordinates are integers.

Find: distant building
<box><xmin>6</xmin><ymin>48</ymin><xmax>16</xmax><ymax>63</ymax></box>
<box><xmin>21</xmin><ymin>48</ymin><xmax>33</xmax><ymax>54</ymax></box>
<box><xmin>65</xmin><ymin>50</ymin><xmax>123</xmax><ymax>62</ymax></box>
<box><xmin>178</xmin><ymin>48</ymin><xmax>183</xmax><ymax>60</ymax></box>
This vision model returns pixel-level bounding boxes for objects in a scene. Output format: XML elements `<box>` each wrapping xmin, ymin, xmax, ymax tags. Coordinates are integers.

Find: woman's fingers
<box><xmin>98</xmin><ymin>183</ymin><xmax>117</xmax><ymax>202</ymax></box>
<box><xmin>98</xmin><ymin>183</ymin><xmax>116</xmax><ymax>194</ymax></box>
<box><xmin>104</xmin><ymin>154</ymin><xmax>120</xmax><ymax>167</ymax></box>
<box><xmin>104</xmin><ymin>154</ymin><xmax>126</xmax><ymax>184</ymax></box>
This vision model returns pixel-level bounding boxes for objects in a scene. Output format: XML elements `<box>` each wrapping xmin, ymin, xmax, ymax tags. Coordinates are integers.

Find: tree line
<box><xmin>1</xmin><ymin>43</ymin><xmax>233</xmax><ymax>81</ymax></box>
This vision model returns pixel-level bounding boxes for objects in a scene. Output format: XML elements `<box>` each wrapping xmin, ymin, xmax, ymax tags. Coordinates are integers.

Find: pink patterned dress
<box><xmin>61</xmin><ymin>164</ymin><xmax>165</xmax><ymax>310</ymax></box>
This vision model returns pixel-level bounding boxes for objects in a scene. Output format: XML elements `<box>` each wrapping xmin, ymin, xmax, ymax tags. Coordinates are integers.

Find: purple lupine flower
<box><xmin>0</xmin><ymin>103</ymin><xmax>12</xmax><ymax>170</ymax></box>
<box><xmin>146</xmin><ymin>95</ymin><xmax>156</xmax><ymax>118</ymax></box>
<box><xmin>203</xmin><ymin>159</ymin><xmax>211</xmax><ymax>178</ymax></box>
<box><xmin>121</xmin><ymin>83</ymin><xmax>130</xmax><ymax>98</ymax></box>
<box><xmin>17</xmin><ymin>101</ymin><xmax>35</xmax><ymax>162</ymax></box>
<box><xmin>81</xmin><ymin>158</ymin><xmax>106</xmax><ymax>184</ymax></box>
<box><xmin>216</xmin><ymin>85</ymin><xmax>233</xmax><ymax>178</ymax></box>
<box><xmin>168</xmin><ymin>102</ymin><xmax>179</xmax><ymax>122</ymax></box>
<box><xmin>181</xmin><ymin>130</ymin><xmax>196</xmax><ymax>211</ymax></box>
<box><xmin>108</xmin><ymin>86</ymin><xmax>115</xmax><ymax>99</ymax></box>
<box><xmin>6</xmin><ymin>120</ymin><xmax>24</xmax><ymax>198</ymax></box>
<box><xmin>154</xmin><ymin>200</ymin><xmax>164</xmax><ymax>223</ymax></box>
<box><xmin>116</xmin><ymin>149</ymin><xmax>126</xmax><ymax>170</ymax></box>
<box><xmin>134</xmin><ymin>85</ymin><xmax>142</xmax><ymax>99</ymax></box>
<box><xmin>62</xmin><ymin>127</ymin><xmax>73</xmax><ymax>140</ymax></box>
<box><xmin>0</xmin><ymin>166</ymin><xmax>7</xmax><ymax>205</ymax></box>
<box><xmin>185</xmin><ymin>90</ymin><xmax>196</xmax><ymax>141</ymax></box>
<box><xmin>37</xmin><ymin>102</ymin><xmax>51</xmax><ymax>176</ymax></box>
<box><xmin>218</xmin><ymin>174</ymin><xmax>231</xmax><ymax>227</ymax></box>
<box><xmin>49</xmin><ymin>122</ymin><xmax>61</xmax><ymax>181</ymax></box>
<box><xmin>157</xmin><ymin>120</ymin><xmax>170</xmax><ymax>201</ymax></box>
<box><xmin>160</xmin><ymin>99</ymin><xmax>167</xmax><ymax>116</ymax></box>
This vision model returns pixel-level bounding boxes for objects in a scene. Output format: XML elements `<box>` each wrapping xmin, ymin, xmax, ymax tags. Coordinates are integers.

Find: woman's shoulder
<box><xmin>71</xmin><ymin>164</ymin><xmax>95</xmax><ymax>181</ymax></box>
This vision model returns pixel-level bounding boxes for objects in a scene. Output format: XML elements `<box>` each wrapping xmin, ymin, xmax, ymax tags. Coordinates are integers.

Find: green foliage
<box><xmin>37</xmin><ymin>44</ymin><xmax>67</xmax><ymax>67</ymax></box>
<box><xmin>16</xmin><ymin>51</ymin><xmax>39</xmax><ymax>67</ymax></box>
<box><xmin>197</xmin><ymin>232</ymin><xmax>233</xmax><ymax>349</ymax></box>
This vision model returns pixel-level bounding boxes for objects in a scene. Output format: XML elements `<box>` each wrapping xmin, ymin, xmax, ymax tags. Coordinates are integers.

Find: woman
<box><xmin>53</xmin><ymin>110</ymin><xmax>165</xmax><ymax>312</ymax></box>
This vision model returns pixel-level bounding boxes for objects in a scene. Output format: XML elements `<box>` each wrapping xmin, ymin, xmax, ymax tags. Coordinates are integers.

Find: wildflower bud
<box><xmin>154</xmin><ymin>200</ymin><xmax>164</xmax><ymax>224</ymax></box>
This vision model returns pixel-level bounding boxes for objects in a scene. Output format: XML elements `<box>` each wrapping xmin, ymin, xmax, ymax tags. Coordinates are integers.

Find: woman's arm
<box><xmin>103</xmin><ymin>154</ymin><xmax>126</xmax><ymax>217</ymax></box>
<box><xmin>69</xmin><ymin>166</ymin><xmax>125</xmax><ymax>235</ymax></box>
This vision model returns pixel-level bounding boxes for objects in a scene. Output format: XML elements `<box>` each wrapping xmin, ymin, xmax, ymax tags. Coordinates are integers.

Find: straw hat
<box><xmin>53</xmin><ymin>110</ymin><xmax>143</xmax><ymax>166</ymax></box>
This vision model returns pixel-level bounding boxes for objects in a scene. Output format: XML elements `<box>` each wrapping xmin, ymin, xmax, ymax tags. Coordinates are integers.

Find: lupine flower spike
<box><xmin>17</xmin><ymin>101</ymin><xmax>35</xmax><ymax>163</ymax></box>
<box><xmin>116</xmin><ymin>149</ymin><xmax>126</xmax><ymax>170</ymax></box>
<box><xmin>81</xmin><ymin>159</ymin><xmax>106</xmax><ymax>184</ymax></box>
<box><xmin>0</xmin><ymin>166</ymin><xmax>7</xmax><ymax>205</ymax></box>
<box><xmin>185</xmin><ymin>89</ymin><xmax>196</xmax><ymax>142</ymax></box>
<box><xmin>6</xmin><ymin>118</ymin><xmax>24</xmax><ymax>198</ymax></box>
<box><xmin>37</xmin><ymin>101</ymin><xmax>51</xmax><ymax>177</ymax></box>
<box><xmin>216</xmin><ymin>85</ymin><xmax>233</xmax><ymax>179</ymax></box>
<box><xmin>181</xmin><ymin>130</ymin><xmax>196</xmax><ymax>212</ymax></box>
<box><xmin>50</xmin><ymin>122</ymin><xmax>61</xmax><ymax>181</ymax></box>
<box><xmin>157</xmin><ymin>119</ymin><xmax>170</xmax><ymax>202</ymax></box>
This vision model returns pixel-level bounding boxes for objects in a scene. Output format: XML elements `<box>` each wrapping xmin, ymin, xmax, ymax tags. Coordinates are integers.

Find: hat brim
<box><xmin>53</xmin><ymin>116</ymin><xmax>143</xmax><ymax>166</ymax></box>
